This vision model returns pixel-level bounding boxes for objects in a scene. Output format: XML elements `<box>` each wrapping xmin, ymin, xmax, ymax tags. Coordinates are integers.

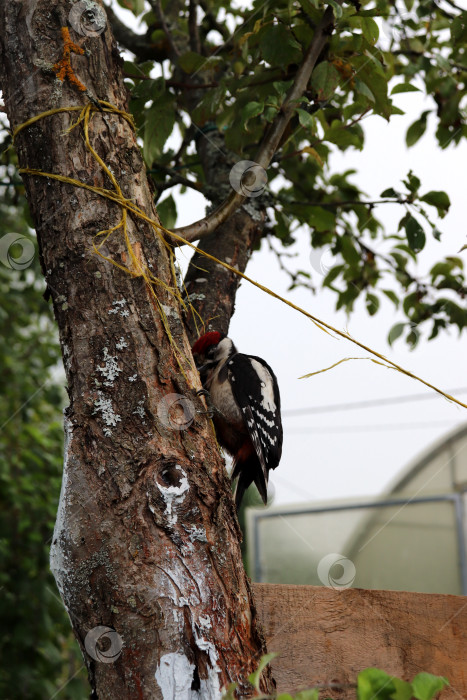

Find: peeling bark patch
<box><xmin>155</xmin><ymin>653</ymin><xmax>195</xmax><ymax>699</ymax></box>
<box><xmin>155</xmin><ymin>653</ymin><xmax>221</xmax><ymax>700</ymax></box>
<box><xmin>153</xmin><ymin>465</ymin><xmax>189</xmax><ymax>526</ymax></box>
<box><xmin>184</xmin><ymin>525</ymin><xmax>208</xmax><ymax>544</ymax></box>
<box><xmin>50</xmin><ymin>415</ymin><xmax>73</xmax><ymax>600</ymax></box>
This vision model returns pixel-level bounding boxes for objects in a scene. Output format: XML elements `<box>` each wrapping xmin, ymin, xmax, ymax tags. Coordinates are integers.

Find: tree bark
<box><xmin>0</xmin><ymin>1</ymin><xmax>273</xmax><ymax>696</ymax></box>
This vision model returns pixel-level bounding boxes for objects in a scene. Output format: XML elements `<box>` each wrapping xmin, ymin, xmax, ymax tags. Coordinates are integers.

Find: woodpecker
<box><xmin>192</xmin><ymin>331</ymin><xmax>283</xmax><ymax>510</ymax></box>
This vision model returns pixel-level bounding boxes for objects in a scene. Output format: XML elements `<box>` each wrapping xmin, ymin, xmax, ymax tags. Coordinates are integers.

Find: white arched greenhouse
<box><xmin>246</xmin><ymin>424</ymin><xmax>467</xmax><ymax>595</ymax></box>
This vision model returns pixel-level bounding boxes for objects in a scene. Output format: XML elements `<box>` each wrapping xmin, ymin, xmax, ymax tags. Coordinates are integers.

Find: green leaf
<box><xmin>391</xmin><ymin>677</ymin><xmax>414</xmax><ymax>700</ymax></box>
<box><xmin>310</xmin><ymin>62</ymin><xmax>340</xmax><ymax>101</ymax></box>
<box><xmin>412</xmin><ymin>673</ymin><xmax>449</xmax><ymax>700</ymax></box>
<box><xmin>298</xmin><ymin>0</ymin><xmax>320</xmax><ymax>12</ymax></box>
<box><xmin>178</xmin><ymin>51</ymin><xmax>204</xmax><ymax>73</ymax></box>
<box><xmin>326</xmin><ymin>0</ymin><xmax>343</xmax><ymax>18</ymax></box>
<box><xmin>248</xmin><ymin>652</ymin><xmax>278</xmax><ymax>691</ymax></box>
<box><xmin>323</xmin><ymin>264</ymin><xmax>344</xmax><ymax>287</ymax></box>
<box><xmin>192</xmin><ymin>86</ymin><xmax>227</xmax><ymax>124</ymax></box>
<box><xmin>242</xmin><ymin>101</ymin><xmax>264</xmax><ymax>130</ymax></box>
<box><xmin>325</xmin><ymin>122</ymin><xmax>363</xmax><ymax>150</ymax></box>
<box><xmin>296</xmin><ymin>108</ymin><xmax>314</xmax><ymax>129</ymax></box>
<box><xmin>294</xmin><ymin>690</ymin><xmax>320</xmax><ymax>700</ymax></box>
<box><xmin>156</xmin><ymin>195</ymin><xmax>177</xmax><ymax>230</ymax></box>
<box><xmin>451</xmin><ymin>14</ymin><xmax>466</xmax><ymax>41</ymax></box>
<box><xmin>380</xmin><ymin>187</ymin><xmax>398</xmax><ymax>198</ymax></box>
<box><xmin>404</xmin><ymin>170</ymin><xmax>421</xmax><ymax>193</ymax></box>
<box><xmin>406</xmin><ymin>111</ymin><xmax>429</xmax><ymax>147</ymax></box>
<box><xmin>259</xmin><ymin>25</ymin><xmax>302</xmax><ymax>67</ymax></box>
<box><xmin>403</xmin><ymin>291</ymin><xmax>419</xmax><ymax>316</ymax></box>
<box><xmin>391</xmin><ymin>83</ymin><xmax>421</xmax><ymax>95</ymax></box>
<box><xmin>361</xmin><ymin>17</ymin><xmax>379</xmax><ymax>44</ymax></box>
<box><xmin>420</xmin><ymin>191</ymin><xmax>451</xmax><ymax>217</ymax></box>
<box><xmin>273</xmin><ymin>80</ymin><xmax>293</xmax><ymax>97</ymax></box>
<box><xmin>178</xmin><ymin>51</ymin><xmax>222</xmax><ymax>74</ymax></box>
<box><xmin>355</xmin><ymin>78</ymin><xmax>375</xmax><ymax>102</ymax></box>
<box><xmin>383</xmin><ymin>289</ymin><xmax>399</xmax><ymax>307</ymax></box>
<box><xmin>407</xmin><ymin>37</ymin><xmax>425</xmax><ymax>53</ymax></box>
<box><xmin>357</xmin><ymin>667</ymin><xmax>395</xmax><ymax>700</ymax></box>
<box><xmin>221</xmin><ymin>682</ymin><xmax>238</xmax><ymax>700</ymax></box>
<box><xmin>143</xmin><ymin>98</ymin><xmax>176</xmax><ymax>166</ymax></box>
<box><xmin>131</xmin><ymin>77</ymin><xmax>166</xmax><ymax>102</ymax></box>
<box><xmin>404</xmin><ymin>214</ymin><xmax>426</xmax><ymax>252</ymax></box>
<box><xmin>366</xmin><ymin>293</ymin><xmax>379</xmax><ymax>316</ymax></box>
<box><xmin>351</xmin><ymin>55</ymin><xmax>390</xmax><ymax>119</ymax></box>
<box><xmin>388</xmin><ymin>323</ymin><xmax>405</xmax><ymax>345</ymax></box>
<box><xmin>340</xmin><ymin>235</ymin><xmax>361</xmax><ymax>266</ymax></box>
<box><xmin>348</xmin><ymin>17</ymin><xmax>379</xmax><ymax>45</ymax></box>
<box><xmin>394</xmin><ymin>243</ymin><xmax>417</xmax><ymax>261</ymax></box>
<box><xmin>308</xmin><ymin>207</ymin><xmax>336</xmax><ymax>231</ymax></box>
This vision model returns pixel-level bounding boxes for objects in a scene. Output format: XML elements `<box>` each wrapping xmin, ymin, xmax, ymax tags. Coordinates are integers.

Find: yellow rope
<box><xmin>14</xmin><ymin>101</ymin><xmax>467</xmax><ymax>411</ymax></box>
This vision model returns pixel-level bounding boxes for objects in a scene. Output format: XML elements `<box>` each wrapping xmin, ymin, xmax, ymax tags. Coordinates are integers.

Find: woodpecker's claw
<box><xmin>195</xmin><ymin>388</ymin><xmax>216</xmax><ymax>418</ymax></box>
<box><xmin>196</xmin><ymin>389</ymin><xmax>210</xmax><ymax>398</ymax></box>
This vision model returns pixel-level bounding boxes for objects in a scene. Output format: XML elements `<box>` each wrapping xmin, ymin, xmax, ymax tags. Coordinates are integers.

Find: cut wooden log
<box><xmin>253</xmin><ymin>584</ymin><xmax>466</xmax><ymax>699</ymax></box>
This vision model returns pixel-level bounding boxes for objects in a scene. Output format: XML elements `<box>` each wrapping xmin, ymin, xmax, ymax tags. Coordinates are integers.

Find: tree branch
<box><xmin>189</xmin><ymin>0</ymin><xmax>202</xmax><ymax>54</ymax></box>
<box><xmin>149</xmin><ymin>0</ymin><xmax>181</xmax><ymax>59</ymax></box>
<box><xmin>198</xmin><ymin>0</ymin><xmax>231</xmax><ymax>41</ymax></box>
<box><xmin>150</xmin><ymin>164</ymin><xmax>205</xmax><ymax>198</ymax></box>
<box><xmin>105</xmin><ymin>3</ymin><xmax>170</xmax><ymax>62</ymax></box>
<box><xmin>279</xmin><ymin>197</ymin><xmax>411</xmax><ymax>208</ymax></box>
<box><xmin>172</xmin><ymin>5</ymin><xmax>336</xmax><ymax>243</ymax></box>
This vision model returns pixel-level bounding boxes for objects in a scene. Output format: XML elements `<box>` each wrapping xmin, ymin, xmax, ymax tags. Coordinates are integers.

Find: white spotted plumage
<box><xmin>192</xmin><ymin>333</ymin><xmax>283</xmax><ymax>510</ymax></box>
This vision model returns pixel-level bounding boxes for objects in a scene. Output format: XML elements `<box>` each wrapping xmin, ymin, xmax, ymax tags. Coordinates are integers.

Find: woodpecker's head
<box><xmin>192</xmin><ymin>331</ymin><xmax>236</xmax><ymax>373</ymax></box>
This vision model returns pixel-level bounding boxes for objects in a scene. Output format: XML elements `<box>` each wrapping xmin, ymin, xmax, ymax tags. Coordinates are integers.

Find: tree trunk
<box><xmin>0</xmin><ymin>1</ymin><xmax>273</xmax><ymax>696</ymax></box>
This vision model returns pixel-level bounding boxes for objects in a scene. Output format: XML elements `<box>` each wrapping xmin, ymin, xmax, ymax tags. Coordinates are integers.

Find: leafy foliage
<box><xmin>222</xmin><ymin>655</ymin><xmax>449</xmax><ymax>699</ymax></box>
<box><xmin>112</xmin><ymin>0</ymin><xmax>467</xmax><ymax>349</ymax></box>
<box><xmin>3</xmin><ymin>2</ymin><xmax>467</xmax><ymax>348</ymax></box>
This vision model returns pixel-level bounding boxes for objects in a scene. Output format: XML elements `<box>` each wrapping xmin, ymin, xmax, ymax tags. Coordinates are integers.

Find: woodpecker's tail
<box><xmin>231</xmin><ymin>454</ymin><xmax>268</xmax><ymax>511</ymax></box>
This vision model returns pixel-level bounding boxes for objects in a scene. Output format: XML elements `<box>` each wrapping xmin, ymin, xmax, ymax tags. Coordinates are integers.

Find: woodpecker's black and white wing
<box><xmin>226</xmin><ymin>353</ymin><xmax>283</xmax><ymax>503</ymax></box>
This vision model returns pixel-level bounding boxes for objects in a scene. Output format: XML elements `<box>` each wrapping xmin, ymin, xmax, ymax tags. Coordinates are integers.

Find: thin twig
<box><xmin>281</xmin><ymin>198</ymin><xmax>410</xmax><ymax>208</ymax></box>
<box><xmin>189</xmin><ymin>0</ymin><xmax>202</xmax><ymax>54</ymax></box>
<box><xmin>154</xmin><ymin>173</ymin><xmax>204</xmax><ymax>197</ymax></box>
<box><xmin>149</xmin><ymin>0</ymin><xmax>181</xmax><ymax>58</ymax></box>
<box><xmin>105</xmin><ymin>3</ymin><xmax>169</xmax><ymax>61</ymax></box>
<box><xmin>267</xmin><ymin>237</ymin><xmax>316</xmax><ymax>293</ymax></box>
<box><xmin>172</xmin><ymin>4</ymin><xmax>337</xmax><ymax>243</ymax></box>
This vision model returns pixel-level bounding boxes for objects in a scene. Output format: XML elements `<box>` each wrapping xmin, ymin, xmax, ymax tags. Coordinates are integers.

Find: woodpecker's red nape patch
<box><xmin>192</xmin><ymin>331</ymin><xmax>223</xmax><ymax>355</ymax></box>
